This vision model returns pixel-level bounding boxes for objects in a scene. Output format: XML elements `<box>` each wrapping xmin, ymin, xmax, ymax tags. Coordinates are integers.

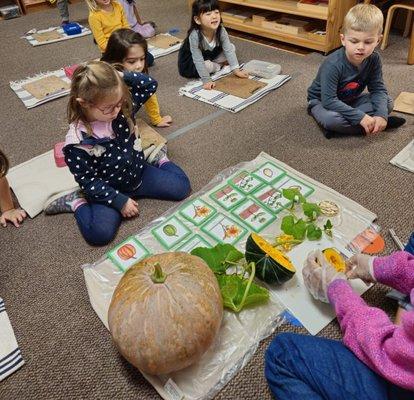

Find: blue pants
<box><xmin>405</xmin><ymin>232</ymin><xmax>414</xmax><ymax>255</ymax></box>
<box><xmin>265</xmin><ymin>333</ymin><xmax>413</xmax><ymax>400</ymax></box>
<box><xmin>74</xmin><ymin>161</ymin><xmax>190</xmax><ymax>246</ymax></box>
<box><xmin>309</xmin><ymin>94</ymin><xmax>393</xmax><ymax>135</ymax></box>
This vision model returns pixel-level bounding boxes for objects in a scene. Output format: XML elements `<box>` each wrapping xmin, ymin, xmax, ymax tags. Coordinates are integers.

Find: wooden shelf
<box><xmin>222</xmin><ymin>15</ymin><xmax>326</xmax><ymax>51</ymax></box>
<box><xmin>220</xmin><ymin>0</ymin><xmax>328</xmax><ymax>21</ymax></box>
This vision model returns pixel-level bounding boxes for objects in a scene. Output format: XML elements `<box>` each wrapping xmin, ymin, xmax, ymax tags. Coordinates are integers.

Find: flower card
<box><xmin>231</xmin><ymin>198</ymin><xmax>276</xmax><ymax>232</ymax></box>
<box><xmin>178</xmin><ymin>199</ymin><xmax>217</xmax><ymax>226</ymax></box>
<box><xmin>175</xmin><ymin>234</ymin><xmax>213</xmax><ymax>252</ymax></box>
<box><xmin>107</xmin><ymin>237</ymin><xmax>151</xmax><ymax>272</ymax></box>
<box><xmin>228</xmin><ymin>170</ymin><xmax>264</xmax><ymax>194</ymax></box>
<box><xmin>252</xmin><ymin>162</ymin><xmax>286</xmax><ymax>184</ymax></box>
<box><xmin>152</xmin><ymin>216</ymin><xmax>191</xmax><ymax>249</ymax></box>
<box><xmin>201</xmin><ymin>213</ymin><xmax>247</xmax><ymax>245</ymax></box>
<box><xmin>209</xmin><ymin>184</ymin><xmax>245</xmax><ymax>210</ymax></box>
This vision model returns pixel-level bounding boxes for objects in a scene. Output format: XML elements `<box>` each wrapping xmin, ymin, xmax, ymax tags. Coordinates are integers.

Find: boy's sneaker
<box><xmin>44</xmin><ymin>189</ymin><xmax>85</xmax><ymax>215</ymax></box>
<box><xmin>386</xmin><ymin>116</ymin><xmax>406</xmax><ymax>130</ymax></box>
<box><xmin>146</xmin><ymin>144</ymin><xmax>168</xmax><ymax>165</ymax></box>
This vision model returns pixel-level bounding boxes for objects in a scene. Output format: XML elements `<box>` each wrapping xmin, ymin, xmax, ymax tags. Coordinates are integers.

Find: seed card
<box><xmin>252</xmin><ymin>162</ymin><xmax>286</xmax><ymax>184</ymax></box>
<box><xmin>178</xmin><ymin>199</ymin><xmax>217</xmax><ymax>226</ymax></box>
<box><xmin>273</xmin><ymin>175</ymin><xmax>314</xmax><ymax>198</ymax></box>
<box><xmin>152</xmin><ymin>216</ymin><xmax>192</xmax><ymax>249</ymax></box>
<box><xmin>228</xmin><ymin>170</ymin><xmax>264</xmax><ymax>194</ymax></box>
<box><xmin>201</xmin><ymin>213</ymin><xmax>247</xmax><ymax>245</ymax></box>
<box><xmin>175</xmin><ymin>234</ymin><xmax>213</xmax><ymax>252</ymax></box>
<box><xmin>209</xmin><ymin>184</ymin><xmax>245</xmax><ymax>210</ymax></box>
<box><xmin>231</xmin><ymin>198</ymin><xmax>276</xmax><ymax>232</ymax></box>
<box><xmin>107</xmin><ymin>237</ymin><xmax>151</xmax><ymax>272</ymax></box>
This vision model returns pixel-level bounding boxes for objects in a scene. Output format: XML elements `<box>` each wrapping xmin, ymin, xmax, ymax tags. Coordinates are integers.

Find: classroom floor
<box><xmin>0</xmin><ymin>1</ymin><xmax>413</xmax><ymax>399</ymax></box>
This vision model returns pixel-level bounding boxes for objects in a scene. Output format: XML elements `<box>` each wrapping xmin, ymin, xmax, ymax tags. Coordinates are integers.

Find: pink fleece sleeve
<box><xmin>328</xmin><ymin>279</ymin><xmax>414</xmax><ymax>390</ymax></box>
<box><xmin>372</xmin><ymin>251</ymin><xmax>414</xmax><ymax>295</ymax></box>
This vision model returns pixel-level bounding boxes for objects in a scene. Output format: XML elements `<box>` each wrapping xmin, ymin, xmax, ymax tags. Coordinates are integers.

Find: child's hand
<box><xmin>203</xmin><ymin>81</ymin><xmax>216</xmax><ymax>90</ymax></box>
<box><xmin>121</xmin><ymin>198</ymin><xmax>139</xmax><ymax>218</ymax></box>
<box><xmin>360</xmin><ymin>114</ymin><xmax>375</xmax><ymax>134</ymax></box>
<box><xmin>233</xmin><ymin>68</ymin><xmax>249</xmax><ymax>79</ymax></box>
<box><xmin>0</xmin><ymin>208</ymin><xmax>27</xmax><ymax>227</ymax></box>
<box><xmin>156</xmin><ymin>115</ymin><xmax>173</xmax><ymax>128</ymax></box>
<box><xmin>371</xmin><ymin>116</ymin><xmax>387</xmax><ymax>134</ymax></box>
<box><xmin>345</xmin><ymin>254</ymin><xmax>375</xmax><ymax>283</ymax></box>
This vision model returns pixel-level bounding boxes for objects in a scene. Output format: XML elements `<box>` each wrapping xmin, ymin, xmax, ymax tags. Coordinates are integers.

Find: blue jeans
<box><xmin>265</xmin><ymin>333</ymin><xmax>413</xmax><ymax>400</ymax></box>
<box><xmin>405</xmin><ymin>232</ymin><xmax>414</xmax><ymax>255</ymax></box>
<box><xmin>74</xmin><ymin>161</ymin><xmax>190</xmax><ymax>246</ymax></box>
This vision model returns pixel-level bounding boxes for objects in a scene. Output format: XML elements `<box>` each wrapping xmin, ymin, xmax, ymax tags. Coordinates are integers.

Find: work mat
<box><xmin>179</xmin><ymin>65</ymin><xmax>291</xmax><ymax>112</ymax></box>
<box><xmin>10</xmin><ymin>69</ymin><xmax>71</xmax><ymax>109</ymax></box>
<box><xmin>83</xmin><ymin>152</ymin><xmax>376</xmax><ymax>400</ymax></box>
<box><xmin>393</xmin><ymin>91</ymin><xmax>414</xmax><ymax>115</ymax></box>
<box><xmin>214</xmin><ymin>75</ymin><xmax>267</xmax><ymax>99</ymax></box>
<box><xmin>23</xmin><ymin>25</ymin><xmax>91</xmax><ymax>46</ymax></box>
<box><xmin>390</xmin><ymin>139</ymin><xmax>414</xmax><ymax>173</ymax></box>
<box><xmin>7</xmin><ymin>150</ymin><xmax>78</xmax><ymax>218</ymax></box>
<box><xmin>147</xmin><ymin>33</ymin><xmax>183</xmax><ymax>58</ymax></box>
<box><xmin>137</xmin><ymin>119</ymin><xmax>167</xmax><ymax>148</ymax></box>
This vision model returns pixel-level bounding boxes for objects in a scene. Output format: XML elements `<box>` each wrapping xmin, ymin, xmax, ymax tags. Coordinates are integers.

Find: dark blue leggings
<box><xmin>74</xmin><ymin>161</ymin><xmax>190</xmax><ymax>246</ymax></box>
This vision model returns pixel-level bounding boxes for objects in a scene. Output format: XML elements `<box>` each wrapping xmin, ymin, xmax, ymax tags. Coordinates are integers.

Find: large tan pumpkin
<box><xmin>108</xmin><ymin>252</ymin><xmax>223</xmax><ymax>375</ymax></box>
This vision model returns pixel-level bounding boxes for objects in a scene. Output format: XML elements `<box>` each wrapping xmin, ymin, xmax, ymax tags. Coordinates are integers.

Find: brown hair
<box><xmin>67</xmin><ymin>61</ymin><xmax>134</xmax><ymax>136</ymax></box>
<box><xmin>0</xmin><ymin>147</ymin><xmax>9</xmax><ymax>178</ymax></box>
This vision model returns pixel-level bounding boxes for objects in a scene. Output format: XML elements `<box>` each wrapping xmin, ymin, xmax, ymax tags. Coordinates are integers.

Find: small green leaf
<box><xmin>191</xmin><ymin>244</ymin><xmax>243</xmax><ymax>274</ymax></box>
<box><xmin>292</xmin><ymin>219</ymin><xmax>307</xmax><ymax>240</ymax></box>
<box><xmin>307</xmin><ymin>223</ymin><xmax>322</xmax><ymax>240</ymax></box>
<box><xmin>282</xmin><ymin>188</ymin><xmax>305</xmax><ymax>203</ymax></box>
<box><xmin>324</xmin><ymin>219</ymin><xmax>333</xmax><ymax>238</ymax></box>
<box><xmin>281</xmin><ymin>215</ymin><xmax>295</xmax><ymax>235</ymax></box>
<box><xmin>303</xmin><ymin>203</ymin><xmax>321</xmax><ymax>221</ymax></box>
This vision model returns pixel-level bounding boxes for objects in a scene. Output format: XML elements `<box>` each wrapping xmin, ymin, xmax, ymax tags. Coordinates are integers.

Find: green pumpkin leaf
<box><xmin>307</xmin><ymin>223</ymin><xmax>322</xmax><ymax>240</ymax></box>
<box><xmin>282</xmin><ymin>188</ymin><xmax>305</xmax><ymax>204</ymax></box>
<box><xmin>216</xmin><ymin>274</ymin><xmax>269</xmax><ymax>312</ymax></box>
<box><xmin>191</xmin><ymin>244</ymin><xmax>244</xmax><ymax>274</ymax></box>
<box><xmin>292</xmin><ymin>219</ymin><xmax>307</xmax><ymax>240</ymax></box>
<box><xmin>281</xmin><ymin>215</ymin><xmax>295</xmax><ymax>235</ymax></box>
<box><xmin>323</xmin><ymin>219</ymin><xmax>333</xmax><ymax>238</ymax></box>
<box><xmin>302</xmin><ymin>203</ymin><xmax>321</xmax><ymax>221</ymax></box>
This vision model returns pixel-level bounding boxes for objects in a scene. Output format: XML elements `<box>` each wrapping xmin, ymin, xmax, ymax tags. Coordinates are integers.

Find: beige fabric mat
<box><xmin>32</xmin><ymin>30</ymin><xmax>64</xmax><ymax>42</ymax></box>
<box><xmin>393</xmin><ymin>91</ymin><xmax>414</xmax><ymax>115</ymax></box>
<box><xmin>214</xmin><ymin>75</ymin><xmax>267</xmax><ymax>99</ymax></box>
<box><xmin>137</xmin><ymin>119</ymin><xmax>167</xmax><ymax>148</ymax></box>
<box><xmin>147</xmin><ymin>34</ymin><xmax>182</xmax><ymax>49</ymax></box>
<box><xmin>22</xmin><ymin>75</ymin><xmax>70</xmax><ymax>100</ymax></box>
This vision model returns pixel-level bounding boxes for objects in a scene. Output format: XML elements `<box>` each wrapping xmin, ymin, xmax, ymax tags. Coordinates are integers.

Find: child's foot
<box><xmin>156</xmin><ymin>115</ymin><xmax>173</xmax><ymax>128</ymax></box>
<box><xmin>386</xmin><ymin>116</ymin><xmax>406</xmax><ymax>130</ymax></box>
<box><xmin>44</xmin><ymin>189</ymin><xmax>85</xmax><ymax>215</ymax></box>
<box><xmin>147</xmin><ymin>144</ymin><xmax>168</xmax><ymax>165</ymax></box>
<box><xmin>61</xmin><ymin>20</ymin><xmax>70</xmax><ymax>27</ymax></box>
<box><xmin>322</xmin><ymin>128</ymin><xmax>335</xmax><ymax>139</ymax></box>
<box><xmin>205</xmin><ymin>60</ymin><xmax>221</xmax><ymax>74</ymax></box>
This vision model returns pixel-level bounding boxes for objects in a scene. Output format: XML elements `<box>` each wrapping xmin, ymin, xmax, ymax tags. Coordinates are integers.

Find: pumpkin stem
<box><xmin>151</xmin><ymin>263</ymin><xmax>166</xmax><ymax>284</ymax></box>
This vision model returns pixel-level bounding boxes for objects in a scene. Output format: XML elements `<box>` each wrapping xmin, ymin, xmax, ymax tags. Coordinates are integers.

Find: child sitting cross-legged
<box><xmin>307</xmin><ymin>4</ymin><xmax>406</xmax><ymax>138</ymax></box>
<box><xmin>43</xmin><ymin>61</ymin><xmax>190</xmax><ymax>246</ymax></box>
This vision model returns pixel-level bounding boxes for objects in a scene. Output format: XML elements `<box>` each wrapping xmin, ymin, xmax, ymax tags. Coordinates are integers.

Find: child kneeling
<box><xmin>307</xmin><ymin>4</ymin><xmax>405</xmax><ymax>138</ymax></box>
<box><xmin>44</xmin><ymin>61</ymin><xmax>190</xmax><ymax>246</ymax></box>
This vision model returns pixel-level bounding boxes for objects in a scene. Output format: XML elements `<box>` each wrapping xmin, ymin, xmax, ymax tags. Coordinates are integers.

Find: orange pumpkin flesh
<box><xmin>108</xmin><ymin>252</ymin><xmax>223</xmax><ymax>375</ymax></box>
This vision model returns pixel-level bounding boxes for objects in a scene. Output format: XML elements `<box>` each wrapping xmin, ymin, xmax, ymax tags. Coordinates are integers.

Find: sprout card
<box><xmin>252</xmin><ymin>162</ymin><xmax>286</xmax><ymax>184</ymax></box>
<box><xmin>107</xmin><ymin>237</ymin><xmax>151</xmax><ymax>272</ymax></box>
<box><xmin>228</xmin><ymin>170</ymin><xmax>264</xmax><ymax>194</ymax></box>
<box><xmin>209</xmin><ymin>184</ymin><xmax>245</xmax><ymax>210</ymax></box>
<box><xmin>175</xmin><ymin>234</ymin><xmax>213</xmax><ymax>252</ymax></box>
<box><xmin>253</xmin><ymin>185</ymin><xmax>286</xmax><ymax>213</ymax></box>
<box><xmin>179</xmin><ymin>199</ymin><xmax>217</xmax><ymax>226</ymax></box>
<box><xmin>201</xmin><ymin>213</ymin><xmax>247</xmax><ymax>245</ymax></box>
<box><xmin>231</xmin><ymin>198</ymin><xmax>276</xmax><ymax>232</ymax></box>
<box><xmin>152</xmin><ymin>216</ymin><xmax>191</xmax><ymax>249</ymax></box>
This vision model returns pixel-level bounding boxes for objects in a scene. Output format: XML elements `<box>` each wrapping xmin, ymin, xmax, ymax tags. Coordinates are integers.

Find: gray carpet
<box><xmin>0</xmin><ymin>1</ymin><xmax>413</xmax><ymax>399</ymax></box>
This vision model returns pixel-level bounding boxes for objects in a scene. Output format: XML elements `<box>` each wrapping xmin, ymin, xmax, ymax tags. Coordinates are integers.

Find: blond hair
<box><xmin>68</xmin><ymin>61</ymin><xmax>134</xmax><ymax>136</ymax></box>
<box><xmin>0</xmin><ymin>147</ymin><xmax>9</xmax><ymax>178</ymax></box>
<box><xmin>85</xmin><ymin>0</ymin><xmax>108</xmax><ymax>12</ymax></box>
<box><xmin>343</xmin><ymin>4</ymin><xmax>384</xmax><ymax>35</ymax></box>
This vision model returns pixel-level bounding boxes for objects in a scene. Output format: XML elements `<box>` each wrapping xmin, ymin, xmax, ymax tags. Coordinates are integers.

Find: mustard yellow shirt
<box><xmin>88</xmin><ymin>1</ymin><xmax>129</xmax><ymax>53</ymax></box>
<box><xmin>144</xmin><ymin>94</ymin><xmax>162</xmax><ymax>126</ymax></box>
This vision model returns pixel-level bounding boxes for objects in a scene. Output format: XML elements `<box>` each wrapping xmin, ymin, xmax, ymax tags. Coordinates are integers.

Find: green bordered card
<box><xmin>228</xmin><ymin>170</ymin><xmax>264</xmax><ymax>195</ymax></box>
<box><xmin>178</xmin><ymin>198</ymin><xmax>217</xmax><ymax>226</ymax></box>
<box><xmin>107</xmin><ymin>236</ymin><xmax>151</xmax><ymax>272</ymax></box>
<box><xmin>175</xmin><ymin>234</ymin><xmax>213</xmax><ymax>252</ymax></box>
<box><xmin>209</xmin><ymin>183</ymin><xmax>246</xmax><ymax>210</ymax></box>
<box><xmin>201</xmin><ymin>213</ymin><xmax>248</xmax><ymax>245</ymax></box>
<box><xmin>231</xmin><ymin>198</ymin><xmax>277</xmax><ymax>232</ymax></box>
<box><xmin>152</xmin><ymin>215</ymin><xmax>192</xmax><ymax>250</ymax></box>
<box><xmin>273</xmin><ymin>175</ymin><xmax>314</xmax><ymax>198</ymax></box>
<box><xmin>251</xmin><ymin>162</ymin><xmax>286</xmax><ymax>184</ymax></box>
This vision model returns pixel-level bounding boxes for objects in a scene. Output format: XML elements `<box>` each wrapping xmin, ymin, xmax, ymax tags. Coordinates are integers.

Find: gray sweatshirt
<box><xmin>188</xmin><ymin>27</ymin><xmax>239</xmax><ymax>83</ymax></box>
<box><xmin>307</xmin><ymin>47</ymin><xmax>389</xmax><ymax>124</ymax></box>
